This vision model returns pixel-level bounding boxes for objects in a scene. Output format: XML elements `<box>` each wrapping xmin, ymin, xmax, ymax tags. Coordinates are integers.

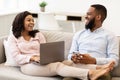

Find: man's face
<box><xmin>85</xmin><ymin>17</ymin><xmax>95</xmax><ymax>30</ymax></box>
<box><xmin>85</xmin><ymin>7</ymin><xmax>96</xmax><ymax>30</ymax></box>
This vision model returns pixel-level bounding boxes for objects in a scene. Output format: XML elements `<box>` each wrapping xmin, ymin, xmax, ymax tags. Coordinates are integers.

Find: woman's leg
<box><xmin>21</xmin><ymin>62</ymin><xmax>88</xmax><ymax>80</ymax></box>
<box><xmin>20</xmin><ymin>62</ymin><xmax>57</xmax><ymax>76</ymax></box>
<box><xmin>21</xmin><ymin>62</ymin><xmax>112</xmax><ymax>80</ymax></box>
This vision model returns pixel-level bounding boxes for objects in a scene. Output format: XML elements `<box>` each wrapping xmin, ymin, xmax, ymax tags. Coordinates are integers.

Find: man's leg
<box><xmin>62</xmin><ymin>77</ymin><xmax>79</xmax><ymax>80</ymax></box>
<box><xmin>62</xmin><ymin>61</ymin><xmax>113</xmax><ymax>80</ymax></box>
<box><xmin>63</xmin><ymin>73</ymin><xmax>111</xmax><ymax>80</ymax></box>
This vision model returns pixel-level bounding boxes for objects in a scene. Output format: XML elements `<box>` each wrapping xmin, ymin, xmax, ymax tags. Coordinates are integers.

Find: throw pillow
<box><xmin>3</xmin><ymin>40</ymin><xmax>18</xmax><ymax>66</ymax></box>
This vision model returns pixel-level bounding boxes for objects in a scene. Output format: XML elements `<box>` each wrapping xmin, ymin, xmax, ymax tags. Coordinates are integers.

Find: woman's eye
<box><xmin>27</xmin><ymin>19</ymin><xmax>34</xmax><ymax>22</ymax></box>
<box><xmin>28</xmin><ymin>20</ymin><xmax>31</xmax><ymax>21</ymax></box>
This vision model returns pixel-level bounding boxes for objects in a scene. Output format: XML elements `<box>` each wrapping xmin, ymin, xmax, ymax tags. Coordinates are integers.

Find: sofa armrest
<box><xmin>0</xmin><ymin>36</ymin><xmax>7</xmax><ymax>63</ymax></box>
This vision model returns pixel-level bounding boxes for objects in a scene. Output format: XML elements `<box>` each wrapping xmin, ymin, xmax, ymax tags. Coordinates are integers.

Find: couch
<box><xmin>0</xmin><ymin>30</ymin><xmax>120</xmax><ymax>80</ymax></box>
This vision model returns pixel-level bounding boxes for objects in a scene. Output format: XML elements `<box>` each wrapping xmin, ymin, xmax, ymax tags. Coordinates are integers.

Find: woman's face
<box><xmin>24</xmin><ymin>15</ymin><xmax>34</xmax><ymax>32</ymax></box>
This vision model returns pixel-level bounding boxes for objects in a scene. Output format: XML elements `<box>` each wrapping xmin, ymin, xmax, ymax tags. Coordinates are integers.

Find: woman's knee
<box><xmin>53</xmin><ymin>62</ymin><xmax>66</xmax><ymax>74</ymax></box>
<box><xmin>48</xmin><ymin>62</ymin><xmax>65</xmax><ymax>72</ymax></box>
<box><xmin>62</xmin><ymin>60</ymin><xmax>73</xmax><ymax>66</ymax></box>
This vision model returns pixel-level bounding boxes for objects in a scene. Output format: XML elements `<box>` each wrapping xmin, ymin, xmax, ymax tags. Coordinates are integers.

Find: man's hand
<box><xmin>71</xmin><ymin>53</ymin><xmax>96</xmax><ymax>64</ymax></box>
<box><xmin>30</xmin><ymin>55</ymin><xmax>40</xmax><ymax>63</ymax></box>
<box><xmin>71</xmin><ymin>53</ymin><xmax>82</xmax><ymax>64</ymax></box>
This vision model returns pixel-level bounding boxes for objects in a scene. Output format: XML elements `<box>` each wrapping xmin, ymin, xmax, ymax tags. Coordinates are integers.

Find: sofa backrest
<box><xmin>0</xmin><ymin>31</ymin><xmax>73</xmax><ymax>63</ymax></box>
<box><xmin>41</xmin><ymin>30</ymin><xmax>74</xmax><ymax>59</ymax></box>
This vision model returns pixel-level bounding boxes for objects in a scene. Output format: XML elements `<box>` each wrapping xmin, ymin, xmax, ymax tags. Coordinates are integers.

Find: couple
<box><xmin>7</xmin><ymin>4</ymin><xmax>119</xmax><ymax>80</ymax></box>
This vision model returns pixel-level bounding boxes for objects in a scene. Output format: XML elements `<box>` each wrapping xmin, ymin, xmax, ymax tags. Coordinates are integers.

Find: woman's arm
<box><xmin>7</xmin><ymin>35</ymin><xmax>32</xmax><ymax>65</ymax></box>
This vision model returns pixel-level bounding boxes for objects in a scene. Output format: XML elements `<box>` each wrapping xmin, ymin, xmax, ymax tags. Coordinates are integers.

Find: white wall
<box><xmin>0</xmin><ymin>0</ymin><xmax>120</xmax><ymax>35</ymax></box>
<box><xmin>0</xmin><ymin>13</ymin><xmax>17</xmax><ymax>36</ymax></box>
<box><xmin>29</xmin><ymin>0</ymin><xmax>120</xmax><ymax>35</ymax></box>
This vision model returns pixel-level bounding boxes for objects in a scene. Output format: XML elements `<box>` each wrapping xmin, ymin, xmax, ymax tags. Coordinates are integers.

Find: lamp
<box><xmin>38</xmin><ymin>12</ymin><xmax>61</xmax><ymax>30</ymax></box>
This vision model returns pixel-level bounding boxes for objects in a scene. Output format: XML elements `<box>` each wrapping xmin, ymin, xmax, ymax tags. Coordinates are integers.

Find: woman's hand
<box><xmin>30</xmin><ymin>55</ymin><xmax>40</xmax><ymax>63</ymax></box>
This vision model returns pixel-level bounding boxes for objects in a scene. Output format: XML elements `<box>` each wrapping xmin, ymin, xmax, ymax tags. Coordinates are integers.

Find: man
<box><xmin>64</xmin><ymin>4</ymin><xmax>119</xmax><ymax>80</ymax></box>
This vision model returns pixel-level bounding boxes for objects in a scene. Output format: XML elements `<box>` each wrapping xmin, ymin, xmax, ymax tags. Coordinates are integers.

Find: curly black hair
<box><xmin>12</xmin><ymin>11</ymin><xmax>39</xmax><ymax>38</ymax></box>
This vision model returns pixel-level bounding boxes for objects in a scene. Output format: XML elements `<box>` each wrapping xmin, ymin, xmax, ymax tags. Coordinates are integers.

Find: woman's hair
<box><xmin>12</xmin><ymin>11</ymin><xmax>39</xmax><ymax>38</ymax></box>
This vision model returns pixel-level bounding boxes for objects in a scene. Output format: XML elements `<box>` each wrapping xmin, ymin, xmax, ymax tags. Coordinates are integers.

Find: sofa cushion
<box><xmin>0</xmin><ymin>63</ymin><xmax>62</xmax><ymax>80</ymax></box>
<box><xmin>3</xmin><ymin>40</ymin><xmax>18</xmax><ymax>66</ymax></box>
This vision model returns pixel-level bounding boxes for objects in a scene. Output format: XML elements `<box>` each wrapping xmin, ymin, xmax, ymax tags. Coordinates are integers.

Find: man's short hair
<box><xmin>91</xmin><ymin>4</ymin><xmax>107</xmax><ymax>22</ymax></box>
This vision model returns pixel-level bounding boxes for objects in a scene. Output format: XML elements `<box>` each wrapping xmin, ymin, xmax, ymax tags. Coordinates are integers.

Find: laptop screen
<box><xmin>40</xmin><ymin>41</ymin><xmax>64</xmax><ymax>65</ymax></box>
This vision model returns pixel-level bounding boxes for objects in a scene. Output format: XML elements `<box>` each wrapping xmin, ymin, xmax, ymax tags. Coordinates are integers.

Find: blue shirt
<box><xmin>68</xmin><ymin>27</ymin><xmax>119</xmax><ymax>66</ymax></box>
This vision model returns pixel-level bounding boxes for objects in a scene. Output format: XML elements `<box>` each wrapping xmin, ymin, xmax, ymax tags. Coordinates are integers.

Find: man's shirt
<box><xmin>68</xmin><ymin>27</ymin><xmax>119</xmax><ymax>66</ymax></box>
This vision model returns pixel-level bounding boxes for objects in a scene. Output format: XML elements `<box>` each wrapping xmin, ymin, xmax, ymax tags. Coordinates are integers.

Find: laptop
<box><xmin>40</xmin><ymin>41</ymin><xmax>65</xmax><ymax>65</ymax></box>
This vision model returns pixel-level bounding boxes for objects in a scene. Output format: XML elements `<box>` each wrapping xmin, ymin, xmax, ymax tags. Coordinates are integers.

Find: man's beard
<box><xmin>85</xmin><ymin>18</ymin><xmax>95</xmax><ymax>30</ymax></box>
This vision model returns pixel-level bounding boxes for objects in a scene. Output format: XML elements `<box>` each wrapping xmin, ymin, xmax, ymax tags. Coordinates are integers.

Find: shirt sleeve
<box><xmin>68</xmin><ymin>32</ymin><xmax>79</xmax><ymax>60</ymax></box>
<box><xmin>7</xmin><ymin>35</ymin><xmax>32</xmax><ymax>65</ymax></box>
<box><xmin>96</xmin><ymin>35</ymin><xmax>119</xmax><ymax>67</ymax></box>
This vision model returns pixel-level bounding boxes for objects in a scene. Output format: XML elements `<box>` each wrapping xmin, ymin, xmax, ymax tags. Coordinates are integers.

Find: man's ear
<box><xmin>96</xmin><ymin>14</ymin><xmax>101</xmax><ymax>20</ymax></box>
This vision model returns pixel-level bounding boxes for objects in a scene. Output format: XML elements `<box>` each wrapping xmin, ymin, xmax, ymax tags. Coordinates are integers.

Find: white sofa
<box><xmin>0</xmin><ymin>30</ymin><xmax>120</xmax><ymax>80</ymax></box>
<box><xmin>0</xmin><ymin>30</ymin><xmax>73</xmax><ymax>80</ymax></box>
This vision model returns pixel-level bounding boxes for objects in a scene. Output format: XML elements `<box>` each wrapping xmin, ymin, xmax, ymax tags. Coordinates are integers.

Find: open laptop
<box><xmin>40</xmin><ymin>41</ymin><xmax>64</xmax><ymax>65</ymax></box>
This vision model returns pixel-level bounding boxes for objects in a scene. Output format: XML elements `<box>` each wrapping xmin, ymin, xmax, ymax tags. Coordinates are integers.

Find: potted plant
<box><xmin>39</xmin><ymin>1</ymin><xmax>47</xmax><ymax>12</ymax></box>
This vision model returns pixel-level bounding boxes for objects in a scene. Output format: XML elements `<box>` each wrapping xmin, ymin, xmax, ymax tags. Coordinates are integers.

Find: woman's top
<box><xmin>8</xmin><ymin>32</ymin><xmax>46</xmax><ymax>65</ymax></box>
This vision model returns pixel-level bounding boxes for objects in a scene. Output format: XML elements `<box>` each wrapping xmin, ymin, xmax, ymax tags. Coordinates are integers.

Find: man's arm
<box><xmin>96</xmin><ymin>35</ymin><xmax>119</xmax><ymax>66</ymax></box>
<box><xmin>71</xmin><ymin>35</ymin><xmax>119</xmax><ymax>66</ymax></box>
<box><xmin>68</xmin><ymin>32</ymin><xmax>80</xmax><ymax>60</ymax></box>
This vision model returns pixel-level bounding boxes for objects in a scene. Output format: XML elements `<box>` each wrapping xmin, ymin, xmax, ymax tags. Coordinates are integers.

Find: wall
<box><xmin>33</xmin><ymin>0</ymin><xmax>120</xmax><ymax>35</ymax></box>
<box><xmin>0</xmin><ymin>12</ymin><xmax>38</xmax><ymax>37</ymax></box>
<box><xmin>0</xmin><ymin>0</ymin><xmax>120</xmax><ymax>36</ymax></box>
<box><xmin>0</xmin><ymin>14</ymin><xmax>17</xmax><ymax>36</ymax></box>
<box><xmin>44</xmin><ymin>0</ymin><xmax>120</xmax><ymax>35</ymax></box>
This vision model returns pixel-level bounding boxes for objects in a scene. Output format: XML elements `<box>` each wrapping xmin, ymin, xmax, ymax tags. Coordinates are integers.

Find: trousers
<box><xmin>21</xmin><ymin>60</ymin><xmax>96</xmax><ymax>80</ymax></box>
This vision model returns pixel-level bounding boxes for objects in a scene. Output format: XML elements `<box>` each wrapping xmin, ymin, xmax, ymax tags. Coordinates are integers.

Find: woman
<box><xmin>7</xmin><ymin>11</ymin><xmax>114</xmax><ymax>80</ymax></box>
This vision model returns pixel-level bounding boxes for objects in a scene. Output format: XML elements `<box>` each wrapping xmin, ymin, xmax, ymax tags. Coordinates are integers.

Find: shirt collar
<box><xmin>87</xmin><ymin>27</ymin><xmax>104</xmax><ymax>33</ymax></box>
